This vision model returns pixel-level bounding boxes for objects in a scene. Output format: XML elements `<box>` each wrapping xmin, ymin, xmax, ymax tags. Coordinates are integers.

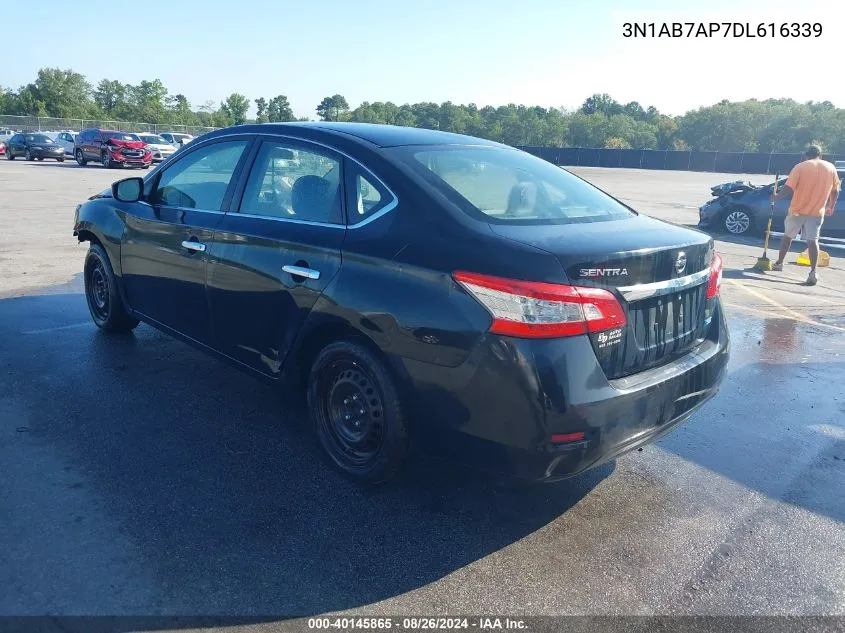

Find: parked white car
<box><xmin>158</xmin><ymin>132</ymin><xmax>194</xmax><ymax>147</ymax></box>
<box><xmin>134</xmin><ymin>133</ymin><xmax>178</xmax><ymax>163</ymax></box>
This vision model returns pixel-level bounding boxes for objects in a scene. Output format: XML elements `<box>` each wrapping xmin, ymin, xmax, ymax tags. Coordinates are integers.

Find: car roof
<box><xmin>206</xmin><ymin>122</ymin><xmax>507</xmax><ymax>149</ymax></box>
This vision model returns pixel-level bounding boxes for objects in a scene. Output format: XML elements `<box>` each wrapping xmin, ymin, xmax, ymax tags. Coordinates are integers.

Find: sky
<box><xmin>5</xmin><ymin>0</ymin><xmax>841</xmax><ymax>119</ymax></box>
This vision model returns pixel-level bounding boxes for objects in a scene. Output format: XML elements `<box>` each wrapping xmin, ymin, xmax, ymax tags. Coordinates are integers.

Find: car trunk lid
<box><xmin>489</xmin><ymin>216</ymin><xmax>715</xmax><ymax>379</ymax></box>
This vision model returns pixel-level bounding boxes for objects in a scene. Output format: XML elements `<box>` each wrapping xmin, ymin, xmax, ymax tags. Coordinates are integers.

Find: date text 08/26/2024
<box><xmin>307</xmin><ymin>617</ymin><xmax>528</xmax><ymax>630</ymax></box>
<box><xmin>622</xmin><ymin>22</ymin><xmax>822</xmax><ymax>38</ymax></box>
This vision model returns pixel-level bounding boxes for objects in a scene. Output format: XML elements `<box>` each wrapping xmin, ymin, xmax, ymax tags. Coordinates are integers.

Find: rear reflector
<box><xmin>706</xmin><ymin>252</ymin><xmax>723</xmax><ymax>299</ymax></box>
<box><xmin>452</xmin><ymin>271</ymin><xmax>626</xmax><ymax>339</ymax></box>
<box><xmin>551</xmin><ymin>431</ymin><xmax>586</xmax><ymax>444</ymax></box>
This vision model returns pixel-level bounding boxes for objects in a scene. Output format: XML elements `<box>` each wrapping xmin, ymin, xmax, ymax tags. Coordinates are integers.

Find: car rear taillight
<box><xmin>551</xmin><ymin>431</ymin><xmax>585</xmax><ymax>444</ymax></box>
<box><xmin>706</xmin><ymin>252</ymin><xmax>723</xmax><ymax>299</ymax></box>
<box><xmin>452</xmin><ymin>271</ymin><xmax>627</xmax><ymax>339</ymax></box>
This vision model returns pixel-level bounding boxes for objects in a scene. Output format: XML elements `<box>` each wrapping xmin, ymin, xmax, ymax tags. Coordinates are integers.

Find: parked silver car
<box><xmin>134</xmin><ymin>133</ymin><xmax>178</xmax><ymax>163</ymax></box>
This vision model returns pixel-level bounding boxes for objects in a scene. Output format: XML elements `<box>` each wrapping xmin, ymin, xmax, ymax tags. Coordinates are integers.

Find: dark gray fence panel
<box><xmin>740</xmin><ymin>153</ymin><xmax>769</xmax><ymax>174</ymax></box>
<box><xmin>769</xmin><ymin>153</ymin><xmax>802</xmax><ymax>175</ymax></box>
<box><xmin>689</xmin><ymin>151</ymin><xmax>717</xmax><ymax>171</ymax></box>
<box><xmin>557</xmin><ymin>148</ymin><xmax>580</xmax><ymax>165</ymax></box>
<box><xmin>714</xmin><ymin>152</ymin><xmax>743</xmax><ymax>173</ymax></box>
<box><xmin>640</xmin><ymin>150</ymin><xmax>666</xmax><ymax>169</ymax></box>
<box><xmin>665</xmin><ymin>151</ymin><xmax>692</xmax><ymax>171</ymax></box>
<box><xmin>599</xmin><ymin>149</ymin><xmax>621</xmax><ymax>167</ymax></box>
<box><xmin>619</xmin><ymin>150</ymin><xmax>642</xmax><ymax>168</ymax></box>
<box><xmin>578</xmin><ymin>148</ymin><xmax>600</xmax><ymax>167</ymax></box>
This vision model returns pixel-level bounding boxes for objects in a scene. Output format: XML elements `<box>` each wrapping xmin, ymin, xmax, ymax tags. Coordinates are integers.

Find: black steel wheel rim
<box><xmin>317</xmin><ymin>358</ymin><xmax>385</xmax><ymax>467</ymax></box>
<box><xmin>87</xmin><ymin>259</ymin><xmax>109</xmax><ymax>320</ymax></box>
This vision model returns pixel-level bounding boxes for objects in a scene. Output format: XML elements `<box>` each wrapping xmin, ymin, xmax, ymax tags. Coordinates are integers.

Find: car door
<box><xmin>120</xmin><ymin>137</ymin><xmax>253</xmax><ymax>344</ymax></box>
<box><xmin>82</xmin><ymin>130</ymin><xmax>97</xmax><ymax>161</ymax></box>
<box><xmin>205</xmin><ymin>137</ymin><xmax>349</xmax><ymax>376</ymax></box>
<box><xmin>60</xmin><ymin>133</ymin><xmax>74</xmax><ymax>154</ymax></box>
<box><xmin>8</xmin><ymin>134</ymin><xmax>22</xmax><ymax>156</ymax></box>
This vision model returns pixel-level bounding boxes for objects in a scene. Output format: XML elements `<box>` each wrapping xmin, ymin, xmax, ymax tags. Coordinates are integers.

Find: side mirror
<box><xmin>112</xmin><ymin>177</ymin><xmax>144</xmax><ymax>203</ymax></box>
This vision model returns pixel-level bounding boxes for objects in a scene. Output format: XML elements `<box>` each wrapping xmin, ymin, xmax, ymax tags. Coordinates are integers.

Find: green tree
<box><xmin>267</xmin><ymin>95</ymin><xmax>294</xmax><ymax>122</ymax></box>
<box><xmin>580</xmin><ymin>93</ymin><xmax>622</xmax><ymax>117</ymax></box>
<box><xmin>220</xmin><ymin>93</ymin><xmax>250</xmax><ymax>125</ymax></box>
<box><xmin>622</xmin><ymin>101</ymin><xmax>646</xmax><ymax>120</ymax></box>
<box><xmin>316</xmin><ymin>94</ymin><xmax>349</xmax><ymax>121</ymax></box>
<box><xmin>94</xmin><ymin>79</ymin><xmax>127</xmax><ymax>117</ymax></box>
<box><xmin>254</xmin><ymin>97</ymin><xmax>268</xmax><ymax>123</ymax></box>
<box><xmin>28</xmin><ymin>67</ymin><xmax>94</xmax><ymax>118</ymax></box>
<box><xmin>126</xmin><ymin>79</ymin><xmax>168</xmax><ymax>123</ymax></box>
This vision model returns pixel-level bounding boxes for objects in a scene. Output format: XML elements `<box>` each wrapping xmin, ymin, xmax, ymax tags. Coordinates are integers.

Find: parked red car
<box><xmin>0</xmin><ymin>141</ymin><xmax>6</xmax><ymax>156</ymax></box>
<box><xmin>74</xmin><ymin>129</ymin><xmax>152</xmax><ymax>169</ymax></box>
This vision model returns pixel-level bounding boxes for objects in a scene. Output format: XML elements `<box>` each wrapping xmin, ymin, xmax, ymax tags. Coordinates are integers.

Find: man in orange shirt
<box><xmin>771</xmin><ymin>145</ymin><xmax>840</xmax><ymax>285</ymax></box>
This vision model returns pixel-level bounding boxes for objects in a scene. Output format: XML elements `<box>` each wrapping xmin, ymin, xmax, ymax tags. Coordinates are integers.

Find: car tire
<box><xmin>83</xmin><ymin>244</ymin><xmax>139</xmax><ymax>333</ymax></box>
<box><xmin>102</xmin><ymin>152</ymin><xmax>111</xmax><ymax>169</ymax></box>
<box><xmin>142</xmin><ymin>164</ymin><xmax>150</xmax><ymax>170</ymax></box>
<box><xmin>25</xmin><ymin>149</ymin><xmax>33</xmax><ymax>161</ymax></box>
<box><xmin>57</xmin><ymin>157</ymin><xmax>65</xmax><ymax>162</ymax></box>
<box><xmin>5</xmin><ymin>151</ymin><xmax>13</xmax><ymax>160</ymax></box>
<box><xmin>37</xmin><ymin>156</ymin><xmax>44</xmax><ymax>161</ymax></box>
<box><xmin>307</xmin><ymin>340</ymin><xmax>409</xmax><ymax>484</ymax></box>
<box><xmin>723</xmin><ymin>206</ymin><xmax>754</xmax><ymax>236</ymax></box>
<box><xmin>75</xmin><ymin>149</ymin><xmax>87</xmax><ymax>166</ymax></box>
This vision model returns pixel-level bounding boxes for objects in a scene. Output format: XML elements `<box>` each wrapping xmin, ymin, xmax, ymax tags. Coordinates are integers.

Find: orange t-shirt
<box><xmin>785</xmin><ymin>158</ymin><xmax>841</xmax><ymax>216</ymax></box>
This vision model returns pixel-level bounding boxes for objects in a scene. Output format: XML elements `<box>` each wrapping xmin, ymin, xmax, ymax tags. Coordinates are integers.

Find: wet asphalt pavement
<box><xmin>1</xmin><ymin>162</ymin><xmax>844</xmax><ymax>627</ymax></box>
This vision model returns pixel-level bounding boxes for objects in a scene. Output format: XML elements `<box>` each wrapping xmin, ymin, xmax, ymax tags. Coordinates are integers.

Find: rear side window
<box><xmin>344</xmin><ymin>165</ymin><xmax>392</xmax><ymax>224</ymax></box>
<box><xmin>151</xmin><ymin>141</ymin><xmax>248</xmax><ymax>210</ymax></box>
<box><xmin>239</xmin><ymin>141</ymin><xmax>343</xmax><ymax>224</ymax></box>
<box><xmin>400</xmin><ymin>146</ymin><xmax>635</xmax><ymax>225</ymax></box>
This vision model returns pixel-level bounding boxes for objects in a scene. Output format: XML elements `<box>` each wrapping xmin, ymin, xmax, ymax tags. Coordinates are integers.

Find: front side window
<box><xmin>398</xmin><ymin>146</ymin><xmax>636</xmax><ymax>225</ymax></box>
<box><xmin>240</xmin><ymin>141</ymin><xmax>343</xmax><ymax>224</ymax></box>
<box><xmin>151</xmin><ymin>140</ymin><xmax>248</xmax><ymax>210</ymax></box>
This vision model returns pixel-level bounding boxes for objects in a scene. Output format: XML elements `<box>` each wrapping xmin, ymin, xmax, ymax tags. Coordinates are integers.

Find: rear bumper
<box><xmin>401</xmin><ymin>299</ymin><xmax>730</xmax><ymax>481</ymax></box>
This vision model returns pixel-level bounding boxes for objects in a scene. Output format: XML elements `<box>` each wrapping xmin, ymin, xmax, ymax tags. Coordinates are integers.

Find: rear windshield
<box><xmin>400</xmin><ymin>146</ymin><xmax>635</xmax><ymax>225</ymax></box>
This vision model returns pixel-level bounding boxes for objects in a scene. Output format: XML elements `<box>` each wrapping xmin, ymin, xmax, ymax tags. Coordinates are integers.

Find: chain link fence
<box><xmin>0</xmin><ymin>114</ymin><xmax>219</xmax><ymax>137</ymax></box>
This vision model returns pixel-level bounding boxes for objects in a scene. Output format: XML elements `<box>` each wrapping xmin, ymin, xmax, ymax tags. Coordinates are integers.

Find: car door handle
<box><xmin>181</xmin><ymin>240</ymin><xmax>206</xmax><ymax>253</ymax></box>
<box><xmin>282</xmin><ymin>265</ymin><xmax>320</xmax><ymax>280</ymax></box>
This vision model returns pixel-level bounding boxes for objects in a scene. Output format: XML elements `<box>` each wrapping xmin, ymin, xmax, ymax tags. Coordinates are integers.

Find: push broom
<box><xmin>753</xmin><ymin>174</ymin><xmax>778</xmax><ymax>272</ymax></box>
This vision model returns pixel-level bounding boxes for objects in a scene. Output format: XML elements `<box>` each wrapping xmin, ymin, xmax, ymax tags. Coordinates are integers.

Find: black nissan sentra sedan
<box><xmin>6</xmin><ymin>132</ymin><xmax>66</xmax><ymax>161</ymax></box>
<box><xmin>73</xmin><ymin>122</ymin><xmax>730</xmax><ymax>484</ymax></box>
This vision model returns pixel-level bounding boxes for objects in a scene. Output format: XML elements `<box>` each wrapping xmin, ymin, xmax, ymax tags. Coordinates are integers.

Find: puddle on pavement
<box><xmin>727</xmin><ymin>312</ymin><xmax>842</xmax><ymax>367</ymax></box>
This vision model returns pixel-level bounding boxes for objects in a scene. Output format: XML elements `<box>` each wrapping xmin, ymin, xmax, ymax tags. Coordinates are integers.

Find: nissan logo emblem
<box><xmin>675</xmin><ymin>253</ymin><xmax>687</xmax><ymax>275</ymax></box>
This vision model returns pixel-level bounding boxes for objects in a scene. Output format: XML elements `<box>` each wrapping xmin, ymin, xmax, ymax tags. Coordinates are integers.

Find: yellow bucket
<box><xmin>796</xmin><ymin>249</ymin><xmax>830</xmax><ymax>267</ymax></box>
